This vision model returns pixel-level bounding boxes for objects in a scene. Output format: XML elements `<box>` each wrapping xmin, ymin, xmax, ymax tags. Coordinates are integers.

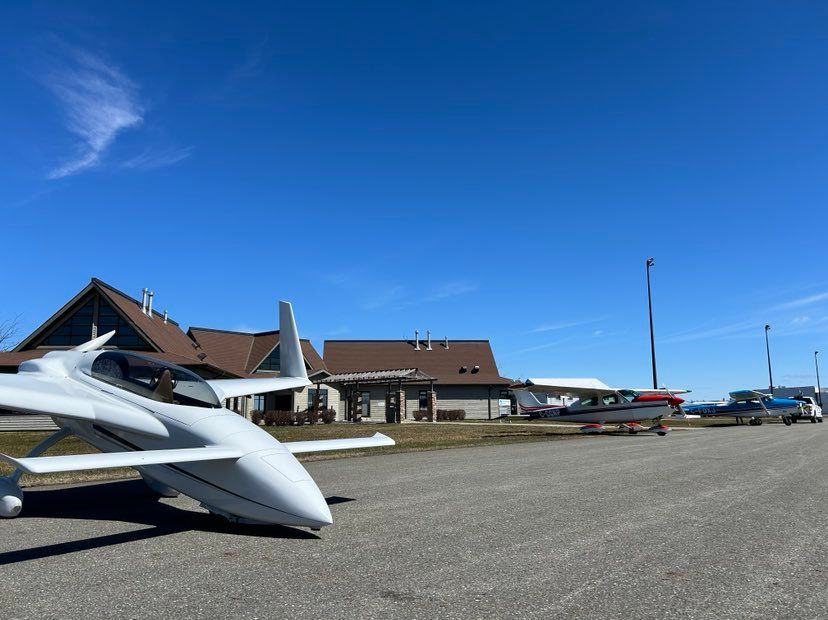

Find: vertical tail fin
<box><xmin>513</xmin><ymin>390</ymin><xmax>546</xmax><ymax>411</ymax></box>
<box><xmin>279</xmin><ymin>301</ymin><xmax>307</xmax><ymax>380</ymax></box>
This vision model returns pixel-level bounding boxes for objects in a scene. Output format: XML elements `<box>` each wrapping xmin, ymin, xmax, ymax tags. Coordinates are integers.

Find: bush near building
<box><xmin>437</xmin><ymin>409</ymin><xmax>466</xmax><ymax>421</ymax></box>
<box><xmin>251</xmin><ymin>410</ymin><xmax>264</xmax><ymax>425</ymax></box>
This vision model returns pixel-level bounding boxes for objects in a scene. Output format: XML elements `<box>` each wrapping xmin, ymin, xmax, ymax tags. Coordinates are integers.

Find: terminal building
<box><xmin>0</xmin><ymin>278</ymin><xmax>511</xmax><ymax>423</ymax></box>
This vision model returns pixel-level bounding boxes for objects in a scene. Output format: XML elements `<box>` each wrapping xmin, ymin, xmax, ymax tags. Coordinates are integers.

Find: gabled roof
<box><xmin>187</xmin><ymin>327</ymin><xmax>326</xmax><ymax>377</ymax></box>
<box><xmin>323</xmin><ymin>339</ymin><xmax>511</xmax><ymax>385</ymax></box>
<box><xmin>0</xmin><ymin>278</ymin><xmax>230</xmax><ymax>376</ymax></box>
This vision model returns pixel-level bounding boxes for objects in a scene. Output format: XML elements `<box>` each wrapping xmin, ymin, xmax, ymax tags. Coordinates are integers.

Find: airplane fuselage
<box><xmin>20</xmin><ymin>352</ymin><xmax>332</xmax><ymax>528</ymax></box>
<box><xmin>527</xmin><ymin>401</ymin><xmax>672</xmax><ymax>425</ymax></box>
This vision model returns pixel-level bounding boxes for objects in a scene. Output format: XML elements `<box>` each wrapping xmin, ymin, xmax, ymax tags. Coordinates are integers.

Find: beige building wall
<box><xmin>336</xmin><ymin>384</ymin><xmax>506</xmax><ymax>421</ymax></box>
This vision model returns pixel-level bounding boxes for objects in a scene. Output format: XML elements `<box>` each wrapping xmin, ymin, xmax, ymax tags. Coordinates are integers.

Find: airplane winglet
<box><xmin>72</xmin><ymin>330</ymin><xmax>116</xmax><ymax>352</ymax></box>
<box><xmin>279</xmin><ymin>301</ymin><xmax>307</xmax><ymax>380</ymax></box>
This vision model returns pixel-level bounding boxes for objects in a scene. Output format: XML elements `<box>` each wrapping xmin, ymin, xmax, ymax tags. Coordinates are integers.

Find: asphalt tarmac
<box><xmin>1</xmin><ymin>424</ymin><xmax>826</xmax><ymax>619</ymax></box>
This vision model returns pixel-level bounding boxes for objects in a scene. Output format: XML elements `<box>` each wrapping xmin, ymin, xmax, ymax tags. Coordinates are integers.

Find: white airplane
<box><xmin>513</xmin><ymin>378</ymin><xmax>687</xmax><ymax>435</ymax></box>
<box><xmin>0</xmin><ymin>302</ymin><xmax>394</xmax><ymax>529</ymax></box>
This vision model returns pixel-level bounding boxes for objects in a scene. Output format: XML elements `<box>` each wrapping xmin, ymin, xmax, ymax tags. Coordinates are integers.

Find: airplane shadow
<box><xmin>0</xmin><ymin>479</ymin><xmax>327</xmax><ymax>566</ymax></box>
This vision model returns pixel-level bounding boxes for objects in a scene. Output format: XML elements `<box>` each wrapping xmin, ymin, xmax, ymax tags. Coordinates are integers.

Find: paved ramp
<box><xmin>0</xmin><ymin>425</ymin><xmax>825</xmax><ymax>618</ymax></box>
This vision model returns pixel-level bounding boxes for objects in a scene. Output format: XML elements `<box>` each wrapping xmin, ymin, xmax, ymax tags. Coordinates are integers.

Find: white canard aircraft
<box><xmin>0</xmin><ymin>302</ymin><xmax>393</xmax><ymax>529</ymax></box>
<box><xmin>513</xmin><ymin>378</ymin><xmax>687</xmax><ymax>435</ymax></box>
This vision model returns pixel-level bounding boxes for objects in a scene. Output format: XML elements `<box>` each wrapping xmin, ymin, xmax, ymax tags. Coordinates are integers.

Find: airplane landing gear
<box><xmin>749</xmin><ymin>418</ymin><xmax>764</xmax><ymax>426</ymax></box>
<box><xmin>0</xmin><ymin>477</ymin><xmax>23</xmax><ymax>518</ymax></box>
<box><xmin>784</xmin><ymin>416</ymin><xmax>793</xmax><ymax>426</ymax></box>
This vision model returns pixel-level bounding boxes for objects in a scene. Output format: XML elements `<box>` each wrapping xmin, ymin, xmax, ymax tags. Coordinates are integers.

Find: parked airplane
<box><xmin>0</xmin><ymin>302</ymin><xmax>394</xmax><ymax>528</ymax></box>
<box><xmin>512</xmin><ymin>378</ymin><xmax>687</xmax><ymax>435</ymax></box>
<box><xmin>680</xmin><ymin>391</ymin><xmax>798</xmax><ymax>426</ymax></box>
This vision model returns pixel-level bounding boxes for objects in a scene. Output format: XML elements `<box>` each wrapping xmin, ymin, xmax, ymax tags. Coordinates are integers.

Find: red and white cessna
<box><xmin>512</xmin><ymin>378</ymin><xmax>687</xmax><ymax>436</ymax></box>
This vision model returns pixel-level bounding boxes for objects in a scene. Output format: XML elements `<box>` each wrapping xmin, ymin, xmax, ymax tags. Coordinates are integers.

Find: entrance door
<box><xmin>360</xmin><ymin>391</ymin><xmax>371</xmax><ymax>418</ymax></box>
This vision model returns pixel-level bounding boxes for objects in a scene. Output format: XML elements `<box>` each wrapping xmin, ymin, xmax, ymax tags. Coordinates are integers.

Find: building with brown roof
<box><xmin>187</xmin><ymin>327</ymin><xmax>333</xmax><ymax>414</ymax></box>
<box><xmin>324</xmin><ymin>332</ymin><xmax>513</xmax><ymax>420</ymax></box>
<box><xmin>0</xmin><ymin>278</ymin><xmax>329</xmax><ymax>419</ymax></box>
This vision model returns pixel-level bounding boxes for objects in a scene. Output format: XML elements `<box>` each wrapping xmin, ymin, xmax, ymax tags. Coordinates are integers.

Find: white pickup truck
<box><xmin>791</xmin><ymin>396</ymin><xmax>823</xmax><ymax>423</ymax></box>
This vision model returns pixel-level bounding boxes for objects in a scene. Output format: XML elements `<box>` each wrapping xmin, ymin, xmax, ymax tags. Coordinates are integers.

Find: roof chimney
<box><xmin>147</xmin><ymin>291</ymin><xmax>154</xmax><ymax>317</ymax></box>
<box><xmin>426</xmin><ymin>330</ymin><xmax>432</xmax><ymax>350</ymax></box>
<box><xmin>414</xmin><ymin>330</ymin><xmax>420</xmax><ymax>350</ymax></box>
<box><xmin>444</xmin><ymin>336</ymin><xmax>449</xmax><ymax>350</ymax></box>
<box><xmin>163</xmin><ymin>309</ymin><xmax>168</xmax><ymax>324</ymax></box>
<box><xmin>140</xmin><ymin>288</ymin><xmax>148</xmax><ymax>314</ymax></box>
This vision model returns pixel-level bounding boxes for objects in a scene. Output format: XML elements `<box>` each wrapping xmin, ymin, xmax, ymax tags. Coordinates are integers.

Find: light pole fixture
<box><xmin>764</xmin><ymin>324</ymin><xmax>773</xmax><ymax>395</ymax></box>
<box><xmin>646</xmin><ymin>257</ymin><xmax>657</xmax><ymax>389</ymax></box>
<box><xmin>816</xmin><ymin>351</ymin><xmax>822</xmax><ymax>407</ymax></box>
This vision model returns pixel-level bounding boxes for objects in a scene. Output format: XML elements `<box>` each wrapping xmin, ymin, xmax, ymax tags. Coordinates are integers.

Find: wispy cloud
<box><xmin>771</xmin><ymin>292</ymin><xmax>828</xmax><ymax>311</ymax></box>
<box><xmin>44</xmin><ymin>47</ymin><xmax>143</xmax><ymax>179</ymax></box>
<box><xmin>120</xmin><ymin>146</ymin><xmax>193</xmax><ymax>171</ymax></box>
<box><xmin>360</xmin><ymin>285</ymin><xmax>407</xmax><ymax>310</ymax></box>
<box><xmin>661</xmin><ymin>320</ymin><xmax>757</xmax><ymax>344</ymax></box>
<box><xmin>531</xmin><ymin>316</ymin><xmax>608</xmax><ymax>333</ymax></box>
<box><xmin>425</xmin><ymin>282</ymin><xmax>479</xmax><ymax>301</ymax></box>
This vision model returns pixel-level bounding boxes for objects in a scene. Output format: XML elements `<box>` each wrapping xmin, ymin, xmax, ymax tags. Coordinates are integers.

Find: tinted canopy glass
<box><xmin>88</xmin><ymin>351</ymin><xmax>221</xmax><ymax>408</ymax></box>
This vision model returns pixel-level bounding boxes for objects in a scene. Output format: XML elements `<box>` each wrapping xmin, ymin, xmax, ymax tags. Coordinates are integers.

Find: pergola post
<box><xmin>427</xmin><ymin>379</ymin><xmax>437</xmax><ymax>422</ymax></box>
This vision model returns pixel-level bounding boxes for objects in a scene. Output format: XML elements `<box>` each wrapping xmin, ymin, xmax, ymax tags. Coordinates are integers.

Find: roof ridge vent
<box><xmin>414</xmin><ymin>330</ymin><xmax>420</xmax><ymax>350</ymax></box>
<box><xmin>426</xmin><ymin>330</ymin><xmax>432</xmax><ymax>351</ymax></box>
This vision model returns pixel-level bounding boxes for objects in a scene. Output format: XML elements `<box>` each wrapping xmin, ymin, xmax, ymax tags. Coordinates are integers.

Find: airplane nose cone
<box><xmin>258</xmin><ymin>452</ymin><xmax>333</xmax><ymax>527</ymax></box>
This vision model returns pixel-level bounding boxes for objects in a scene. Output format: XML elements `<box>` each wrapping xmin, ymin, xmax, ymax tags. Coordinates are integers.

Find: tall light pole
<box><xmin>646</xmin><ymin>257</ymin><xmax>658</xmax><ymax>389</ymax></box>
<box><xmin>815</xmin><ymin>351</ymin><xmax>822</xmax><ymax>407</ymax></box>
<box><xmin>764</xmin><ymin>324</ymin><xmax>773</xmax><ymax>395</ymax></box>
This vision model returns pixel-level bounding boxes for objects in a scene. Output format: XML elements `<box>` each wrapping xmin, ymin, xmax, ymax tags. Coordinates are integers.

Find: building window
<box><xmin>360</xmin><ymin>391</ymin><xmax>371</xmax><ymax>417</ymax></box>
<box><xmin>418</xmin><ymin>390</ymin><xmax>428</xmax><ymax>409</ymax></box>
<box><xmin>39</xmin><ymin>294</ymin><xmax>150</xmax><ymax>350</ymax></box>
<box><xmin>253</xmin><ymin>395</ymin><xmax>265</xmax><ymax>411</ymax></box>
<box><xmin>308</xmin><ymin>388</ymin><xmax>328</xmax><ymax>410</ymax></box>
<box><xmin>257</xmin><ymin>344</ymin><xmax>281</xmax><ymax>371</ymax></box>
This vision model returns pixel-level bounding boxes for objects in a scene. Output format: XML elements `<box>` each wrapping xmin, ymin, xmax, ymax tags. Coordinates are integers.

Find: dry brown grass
<box><xmin>0</xmin><ymin>422</ymin><xmax>584</xmax><ymax>487</ymax></box>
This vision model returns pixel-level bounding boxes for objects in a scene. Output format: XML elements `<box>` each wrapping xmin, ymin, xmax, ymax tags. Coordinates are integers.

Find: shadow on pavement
<box><xmin>0</xmin><ymin>479</ymin><xmax>319</xmax><ymax>565</ymax></box>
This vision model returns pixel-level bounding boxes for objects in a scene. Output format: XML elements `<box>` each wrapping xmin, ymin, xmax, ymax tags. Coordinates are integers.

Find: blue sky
<box><xmin>2</xmin><ymin>2</ymin><xmax>828</xmax><ymax>399</ymax></box>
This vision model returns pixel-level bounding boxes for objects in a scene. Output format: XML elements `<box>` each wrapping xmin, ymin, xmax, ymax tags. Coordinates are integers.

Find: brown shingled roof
<box><xmin>187</xmin><ymin>327</ymin><xmax>325</xmax><ymax>377</ymax></box>
<box><xmin>323</xmin><ymin>340</ymin><xmax>511</xmax><ymax>385</ymax></box>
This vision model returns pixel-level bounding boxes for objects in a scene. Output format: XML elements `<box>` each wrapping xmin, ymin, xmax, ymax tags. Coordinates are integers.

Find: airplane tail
<box><xmin>278</xmin><ymin>301</ymin><xmax>307</xmax><ymax>381</ymax></box>
<box><xmin>513</xmin><ymin>390</ymin><xmax>550</xmax><ymax>414</ymax></box>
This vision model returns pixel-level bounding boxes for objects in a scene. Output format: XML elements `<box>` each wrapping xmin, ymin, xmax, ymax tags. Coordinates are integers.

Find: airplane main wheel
<box><xmin>657</xmin><ymin>432</ymin><xmax>667</xmax><ymax>436</ymax></box>
<box><xmin>783</xmin><ymin>417</ymin><xmax>792</xmax><ymax>426</ymax></box>
<box><xmin>757</xmin><ymin>418</ymin><xmax>763</xmax><ymax>426</ymax></box>
<box><xmin>792</xmin><ymin>417</ymin><xmax>798</xmax><ymax>423</ymax></box>
<box><xmin>810</xmin><ymin>417</ymin><xmax>817</xmax><ymax>423</ymax></box>
<box><xmin>0</xmin><ymin>477</ymin><xmax>23</xmax><ymax>518</ymax></box>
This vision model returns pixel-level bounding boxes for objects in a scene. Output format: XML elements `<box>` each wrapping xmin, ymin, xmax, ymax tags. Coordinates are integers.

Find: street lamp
<box><xmin>764</xmin><ymin>324</ymin><xmax>773</xmax><ymax>395</ymax></box>
<box><xmin>646</xmin><ymin>257</ymin><xmax>658</xmax><ymax>389</ymax></box>
<box><xmin>815</xmin><ymin>351</ymin><xmax>822</xmax><ymax>407</ymax></box>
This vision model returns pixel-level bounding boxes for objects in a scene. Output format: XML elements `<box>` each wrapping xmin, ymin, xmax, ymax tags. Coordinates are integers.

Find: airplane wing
<box><xmin>0</xmin><ymin>374</ymin><xmax>169</xmax><ymax>438</ymax></box>
<box><xmin>729</xmin><ymin>390</ymin><xmax>767</xmax><ymax>402</ymax></box>
<box><xmin>524</xmin><ymin>378</ymin><xmax>613</xmax><ymax>397</ymax></box>
<box><xmin>635</xmin><ymin>388</ymin><xmax>691</xmax><ymax>395</ymax></box>
<box><xmin>283</xmin><ymin>432</ymin><xmax>395</xmax><ymax>455</ymax></box>
<box><xmin>207</xmin><ymin>376</ymin><xmax>310</xmax><ymax>400</ymax></box>
<box><xmin>206</xmin><ymin>301</ymin><xmax>311</xmax><ymax>400</ymax></box>
<box><xmin>0</xmin><ymin>446</ymin><xmax>243</xmax><ymax>474</ymax></box>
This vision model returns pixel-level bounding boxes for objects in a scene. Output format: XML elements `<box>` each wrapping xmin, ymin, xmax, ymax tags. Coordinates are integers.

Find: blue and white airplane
<box><xmin>681</xmin><ymin>390</ymin><xmax>800</xmax><ymax>426</ymax></box>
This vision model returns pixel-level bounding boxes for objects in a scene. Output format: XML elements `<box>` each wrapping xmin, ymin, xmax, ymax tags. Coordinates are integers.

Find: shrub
<box><xmin>321</xmin><ymin>408</ymin><xmax>336</xmax><ymax>424</ymax></box>
<box><xmin>293</xmin><ymin>410</ymin><xmax>307</xmax><ymax>426</ymax></box>
<box><xmin>306</xmin><ymin>409</ymin><xmax>319</xmax><ymax>425</ymax></box>
<box><xmin>264</xmin><ymin>410</ymin><xmax>293</xmax><ymax>426</ymax></box>
<box><xmin>412</xmin><ymin>409</ymin><xmax>426</xmax><ymax>421</ymax></box>
<box><xmin>436</xmin><ymin>409</ymin><xmax>466</xmax><ymax>421</ymax></box>
<box><xmin>251</xmin><ymin>410</ymin><xmax>263</xmax><ymax>426</ymax></box>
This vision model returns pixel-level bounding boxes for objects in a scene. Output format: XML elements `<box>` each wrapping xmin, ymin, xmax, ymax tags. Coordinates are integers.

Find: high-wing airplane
<box><xmin>512</xmin><ymin>378</ymin><xmax>687</xmax><ymax>435</ymax></box>
<box><xmin>0</xmin><ymin>302</ymin><xmax>394</xmax><ymax>529</ymax></box>
<box><xmin>680</xmin><ymin>391</ymin><xmax>798</xmax><ymax>426</ymax></box>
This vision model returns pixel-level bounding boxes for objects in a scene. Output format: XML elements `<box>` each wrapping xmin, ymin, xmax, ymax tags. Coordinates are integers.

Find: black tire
<box><xmin>811</xmin><ymin>417</ymin><xmax>817</xmax><ymax>423</ymax></box>
<box><xmin>783</xmin><ymin>417</ymin><xmax>792</xmax><ymax>426</ymax></box>
<box><xmin>792</xmin><ymin>417</ymin><xmax>798</xmax><ymax>423</ymax></box>
<box><xmin>657</xmin><ymin>432</ymin><xmax>667</xmax><ymax>436</ymax></box>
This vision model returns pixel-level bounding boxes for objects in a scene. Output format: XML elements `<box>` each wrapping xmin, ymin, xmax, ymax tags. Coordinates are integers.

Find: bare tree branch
<box><xmin>0</xmin><ymin>315</ymin><xmax>21</xmax><ymax>351</ymax></box>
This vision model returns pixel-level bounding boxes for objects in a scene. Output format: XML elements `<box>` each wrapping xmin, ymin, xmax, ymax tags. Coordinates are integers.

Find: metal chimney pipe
<box><xmin>426</xmin><ymin>330</ymin><xmax>432</xmax><ymax>350</ymax></box>
<box><xmin>414</xmin><ymin>330</ymin><xmax>420</xmax><ymax>350</ymax></box>
<box><xmin>163</xmin><ymin>309</ymin><xmax>168</xmax><ymax>324</ymax></box>
<box><xmin>141</xmin><ymin>288</ymin><xmax>148</xmax><ymax>314</ymax></box>
<box><xmin>444</xmin><ymin>336</ymin><xmax>449</xmax><ymax>349</ymax></box>
<box><xmin>147</xmin><ymin>291</ymin><xmax>154</xmax><ymax>317</ymax></box>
